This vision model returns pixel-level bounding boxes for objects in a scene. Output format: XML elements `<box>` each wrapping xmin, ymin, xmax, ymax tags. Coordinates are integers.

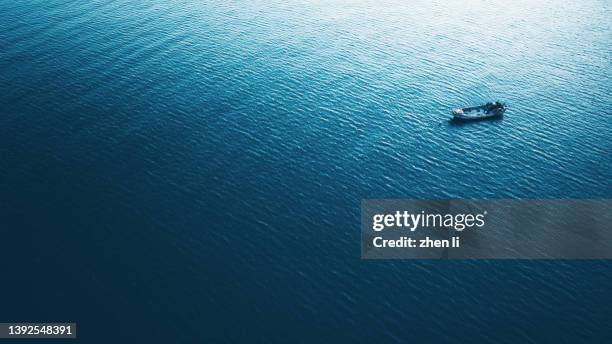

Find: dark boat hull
<box><xmin>451</xmin><ymin>104</ymin><xmax>506</xmax><ymax>120</ymax></box>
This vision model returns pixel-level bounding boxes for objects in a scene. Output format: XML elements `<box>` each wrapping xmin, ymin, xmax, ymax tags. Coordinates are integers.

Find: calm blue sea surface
<box><xmin>1</xmin><ymin>0</ymin><xmax>611</xmax><ymax>342</ymax></box>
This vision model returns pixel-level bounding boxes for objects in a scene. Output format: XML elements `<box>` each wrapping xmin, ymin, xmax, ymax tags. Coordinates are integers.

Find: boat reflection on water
<box><xmin>448</xmin><ymin>115</ymin><xmax>504</xmax><ymax>126</ymax></box>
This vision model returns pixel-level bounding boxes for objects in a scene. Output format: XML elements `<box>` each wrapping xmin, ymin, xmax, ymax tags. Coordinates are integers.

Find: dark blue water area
<box><xmin>1</xmin><ymin>0</ymin><xmax>611</xmax><ymax>343</ymax></box>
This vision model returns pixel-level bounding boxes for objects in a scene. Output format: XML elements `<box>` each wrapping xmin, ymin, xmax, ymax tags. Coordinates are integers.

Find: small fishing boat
<box><xmin>451</xmin><ymin>101</ymin><xmax>506</xmax><ymax>120</ymax></box>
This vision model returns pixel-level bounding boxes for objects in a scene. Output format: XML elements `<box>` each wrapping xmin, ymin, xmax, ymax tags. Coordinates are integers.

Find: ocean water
<box><xmin>1</xmin><ymin>0</ymin><xmax>611</xmax><ymax>342</ymax></box>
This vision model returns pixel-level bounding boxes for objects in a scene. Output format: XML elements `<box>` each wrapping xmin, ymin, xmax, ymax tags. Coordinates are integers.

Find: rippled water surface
<box><xmin>1</xmin><ymin>0</ymin><xmax>611</xmax><ymax>342</ymax></box>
